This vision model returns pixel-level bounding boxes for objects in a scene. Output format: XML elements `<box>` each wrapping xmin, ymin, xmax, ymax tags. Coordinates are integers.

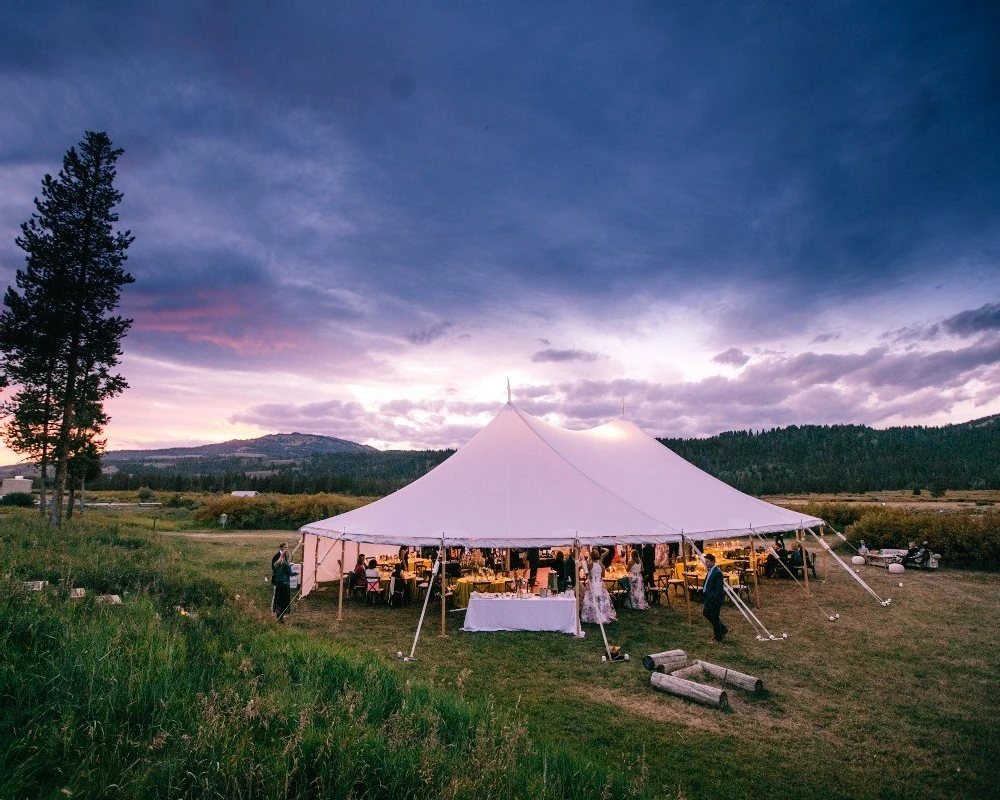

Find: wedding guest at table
<box><xmin>364</xmin><ymin>558</ymin><xmax>382</xmax><ymax>602</ymax></box>
<box><xmin>625</xmin><ymin>551</ymin><xmax>650</xmax><ymax>610</ymax></box>
<box><xmin>702</xmin><ymin>553</ymin><xmax>728</xmax><ymax>643</ymax></box>
<box><xmin>272</xmin><ymin>551</ymin><xmax>292</xmax><ymax>623</ymax></box>
<box><xmin>582</xmin><ymin>548</ymin><xmax>616</xmax><ymax>624</ymax></box>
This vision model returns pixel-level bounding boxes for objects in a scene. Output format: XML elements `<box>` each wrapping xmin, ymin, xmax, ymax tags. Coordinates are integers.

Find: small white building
<box><xmin>0</xmin><ymin>476</ymin><xmax>33</xmax><ymax>496</ymax></box>
<box><xmin>230</xmin><ymin>490</ymin><xmax>258</xmax><ymax>498</ymax></box>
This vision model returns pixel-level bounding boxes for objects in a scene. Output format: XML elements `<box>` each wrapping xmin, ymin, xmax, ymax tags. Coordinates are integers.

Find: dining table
<box><xmin>452</xmin><ymin>575</ymin><xmax>512</xmax><ymax>608</ymax></box>
<box><xmin>461</xmin><ymin>592</ymin><xmax>579</xmax><ymax>634</ymax></box>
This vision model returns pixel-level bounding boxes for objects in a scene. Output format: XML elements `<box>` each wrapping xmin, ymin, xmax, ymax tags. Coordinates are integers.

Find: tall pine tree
<box><xmin>0</xmin><ymin>131</ymin><xmax>134</xmax><ymax>524</ymax></box>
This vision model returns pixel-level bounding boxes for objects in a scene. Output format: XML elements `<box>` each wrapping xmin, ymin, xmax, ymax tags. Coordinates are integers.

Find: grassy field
<box><xmin>5</xmin><ymin>507</ymin><xmax>999</xmax><ymax>799</ymax></box>
<box><xmin>182</xmin><ymin>531</ymin><xmax>999</xmax><ymax>800</ymax></box>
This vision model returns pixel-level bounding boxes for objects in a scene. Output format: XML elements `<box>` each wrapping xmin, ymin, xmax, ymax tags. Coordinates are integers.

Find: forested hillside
<box><xmin>85</xmin><ymin>415</ymin><xmax>1000</xmax><ymax>497</ymax></box>
<box><xmin>660</xmin><ymin>415</ymin><xmax>1000</xmax><ymax>495</ymax></box>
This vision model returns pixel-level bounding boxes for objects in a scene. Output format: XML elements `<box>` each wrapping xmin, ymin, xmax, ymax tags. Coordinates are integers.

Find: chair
<box><xmin>388</xmin><ymin>575</ymin><xmax>408</xmax><ymax>607</ymax></box>
<box><xmin>684</xmin><ymin>572</ymin><xmax>704</xmax><ymax>601</ymax></box>
<box><xmin>416</xmin><ymin>569</ymin><xmax>433</xmax><ymax>602</ymax></box>
<box><xmin>348</xmin><ymin>571</ymin><xmax>366</xmax><ymax>601</ymax></box>
<box><xmin>604</xmin><ymin>578</ymin><xmax>627</xmax><ymax>609</ymax></box>
<box><xmin>472</xmin><ymin>579</ymin><xmax>492</xmax><ymax>594</ymax></box>
<box><xmin>646</xmin><ymin>574</ymin><xmax>666</xmax><ymax>606</ymax></box>
<box><xmin>365</xmin><ymin>576</ymin><xmax>383</xmax><ymax>606</ymax></box>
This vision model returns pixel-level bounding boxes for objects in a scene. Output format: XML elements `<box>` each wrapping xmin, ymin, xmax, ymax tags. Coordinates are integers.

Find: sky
<box><xmin>1</xmin><ymin>1</ymin><xmax>999</xmax><ymax>463</ymax></box>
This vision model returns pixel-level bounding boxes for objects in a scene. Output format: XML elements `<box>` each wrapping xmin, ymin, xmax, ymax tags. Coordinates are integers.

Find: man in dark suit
<box><xmin>702</xmin><ymin>553</ymin><xmax>729</xmax><ymax>643</ymax></box>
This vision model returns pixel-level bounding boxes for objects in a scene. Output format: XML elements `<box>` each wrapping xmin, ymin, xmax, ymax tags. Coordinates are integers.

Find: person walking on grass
<box><xmin>273</xmin><ymin>551</ymin><xmax>292</xmax><ymax>623</ymax></box>
<box><xmin>702</xmin><ymin>553</ymin><xmax>729</xmax><ymax>643</ymax></box>
<box><xmin>270</xmin><ymin>542</ymin><xmax>288</xmax><ymax>612</ymax></box>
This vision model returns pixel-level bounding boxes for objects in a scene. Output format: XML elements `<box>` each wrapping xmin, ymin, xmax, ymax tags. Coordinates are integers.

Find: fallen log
<box><xmin>697</xmin><ymin>660</ymin><xmax>763</xmax><ymax>693</ymax></box>
<box><xmin>669</xmin><ymin>663</ymin><xmax>705</xmax><ymax>681</ymax></box>
<box><xmin>643</xmin><ymin>649</ymin><xmax>688</xmax><ymax>671</ymax></box>
<box><xmin>651</xmin><ymin>672</ymin><xmax>729</xmax><ymax>709</ymax></box>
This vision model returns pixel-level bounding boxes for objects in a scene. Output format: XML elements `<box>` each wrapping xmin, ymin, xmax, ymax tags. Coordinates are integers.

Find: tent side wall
<box><xmin>299</xmin><ymin>533</ymin><xmax>402</xmax><ymax>598</ymax></box>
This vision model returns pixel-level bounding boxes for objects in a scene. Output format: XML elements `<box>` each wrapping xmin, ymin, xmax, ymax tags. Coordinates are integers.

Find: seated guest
<box><xmin>364</xmin><ymin>558</ymin><xmax>382</xmax><ymax>595</ymax></box>
<box><xmin>789</xmin><ymin>543</ymin><xmax>804</xmax><ymax>576</ymax></box>
<box><xmin>902</xmin><ymin>541</ymin><xmax>920</xmax><ymax>565</ymax></box>
<box><xmin>764</xmin><ymin>551</ymin><xmax>781</xmax><ymax>578</ymax></box>
<box><xmin>351</xmin><ymin>554</ymin><xmax>366</xmax><ymax>591</ymax></box>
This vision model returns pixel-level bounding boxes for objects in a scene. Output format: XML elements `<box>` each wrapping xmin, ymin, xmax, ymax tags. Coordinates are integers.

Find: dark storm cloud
<box><xmin>942</xmin><ymin>303</ymin><xmax>1000</xmax><ymax>337</ymax></box>
<box><xmin>406</xmin><ymin>321</ymin><xmax>454</xmax><ymax>346</ymax></box>
<box><xmin>2</xmin><ymin>1</ymin><xmax>998</xmax><ymax>356</ymax></box>
<box><xmin>713</xmin><ymin>348</ymin><xmax>751</xmax><ymax>367</ymax></box>
<box><xmin>532</xmin><ymin>349</ymin><xmax>600</xmax><ymax>363</ymax></box>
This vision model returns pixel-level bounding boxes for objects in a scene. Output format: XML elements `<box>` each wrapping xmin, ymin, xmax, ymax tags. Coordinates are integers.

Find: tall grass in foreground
<box><xmin>0</xmin><ymin>512</ymin><xmax>661</xmax><ymax>799</ymax></box>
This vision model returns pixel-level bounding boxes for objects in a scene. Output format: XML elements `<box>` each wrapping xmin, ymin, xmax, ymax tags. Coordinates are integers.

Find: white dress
<box><xmin>625</xmin><ymin>562</ymin><xmax>649</xmax><ymax>610</ymax></box>
<box><xmin>581</xmin><ymin>561</ymin><xmax>617</xmax><ymax>624</ymax></box>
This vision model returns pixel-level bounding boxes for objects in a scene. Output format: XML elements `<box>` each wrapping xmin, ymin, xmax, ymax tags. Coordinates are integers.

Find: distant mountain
<box><xmin>102</xmin><ymin>432</ymin><xmax>375</xmax><ymax>463</ymax></box>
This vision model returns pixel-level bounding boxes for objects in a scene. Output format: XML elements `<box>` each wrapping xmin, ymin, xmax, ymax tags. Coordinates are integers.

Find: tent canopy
<box><xmin>300</xmin><ymin>402</ymin><xmax>822</xmax><ymax>549</ymax></box>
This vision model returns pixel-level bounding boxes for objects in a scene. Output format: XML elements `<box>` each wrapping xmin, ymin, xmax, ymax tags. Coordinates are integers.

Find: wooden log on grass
<box><xmin>697</xmin><ymin>660</ymin><xmax>764</xmax><ymax>693</ymax></box>
<box><xmin>670</xmin><ymin>660</ymin><xmax>764</xmax><ymax>693</ymax></box>
<box><xmin>651</xmin><ymin>672</ymin><xmax>729</xmax><ymax>709</ymax></box>
<box><xmin>642</xmin><ymin>649</ymin><xmax>688</xmax><ymax>671</ymax></box>
<box><xmin>669</xmin><ymin>663</ymin><xmax>705</xmax><ymax>680</ymax></box>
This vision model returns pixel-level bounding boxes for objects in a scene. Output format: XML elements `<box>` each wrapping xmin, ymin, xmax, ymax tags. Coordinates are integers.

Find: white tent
<box><xmin>298</xmin><ymin>402</ymin><xmax>822</xmax><ymax>597</ymax></box>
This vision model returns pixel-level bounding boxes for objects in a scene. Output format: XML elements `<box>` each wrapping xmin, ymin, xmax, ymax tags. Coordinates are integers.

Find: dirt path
<box><xmin>161</xmin><ymin>531</ymin><xmax>297</xmax><ymax>539</ymax></box>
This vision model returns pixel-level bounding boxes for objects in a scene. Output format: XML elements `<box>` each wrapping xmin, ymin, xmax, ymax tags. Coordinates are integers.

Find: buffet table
<box><xmin>462</xmin><ymin>593</ymin><xmax>579</xmax><ymax>635</ymax></box>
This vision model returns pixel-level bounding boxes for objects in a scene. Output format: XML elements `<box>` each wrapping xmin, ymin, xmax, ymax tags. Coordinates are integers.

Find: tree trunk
<box><xmin>650</xmin><ymin>672</ymin><xmax>729</xmax><ymax>709</ymax></box>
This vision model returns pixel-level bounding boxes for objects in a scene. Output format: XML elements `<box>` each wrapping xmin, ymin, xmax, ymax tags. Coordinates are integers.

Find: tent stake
<box><xmin>337</xmin><ymin>538</ymin><xmax>345</xmax><ymax>622</ymax></box>
<box><xmin>440</xmin><ymin>535</ymin><xmax>448</xmax><ymax>637</ymax></box>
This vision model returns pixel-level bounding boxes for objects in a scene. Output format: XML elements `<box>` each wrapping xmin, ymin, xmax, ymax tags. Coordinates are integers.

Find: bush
<box><xmin>0</xmin><ymin>491</ymin><xmax>35</xmax><ymax>507</ymax></box>
<box><xmin>137</xmin><ymin>486</ymin><xmax>156</xmax><ymax>502</ymax></box>
<box><xmin>193</xmin><ymin>492</ymin><xmax>374</xmax><ymax>530</ymax></box>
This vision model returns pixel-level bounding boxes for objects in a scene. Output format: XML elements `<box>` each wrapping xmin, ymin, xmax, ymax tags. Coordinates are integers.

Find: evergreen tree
<box><xmin>0</xmin><ymin>131</ymin><xmax>134</xmax><ymax>525</ymax></box>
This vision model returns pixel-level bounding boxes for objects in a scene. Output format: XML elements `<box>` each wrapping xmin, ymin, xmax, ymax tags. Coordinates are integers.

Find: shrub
<box><xmin>0</xmin><ymin>491</ymin><xmax>35</xmax><ymax>507</ymax></box>
<box><xmin>193</xmin><ymin>492</ymin><xmax>374</xmax><ymax>530</ymax></box>
<box><xmin>137</xmin><ymin>486</ymin><xmax>156</xmax><ymax>502</ymax></box>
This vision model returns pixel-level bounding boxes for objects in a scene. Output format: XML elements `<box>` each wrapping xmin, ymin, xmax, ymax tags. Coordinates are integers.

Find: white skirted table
<box><xmin>461</xmin><ymin>593</ymin><xmax>579</xmax><ymax>634</ymax></box>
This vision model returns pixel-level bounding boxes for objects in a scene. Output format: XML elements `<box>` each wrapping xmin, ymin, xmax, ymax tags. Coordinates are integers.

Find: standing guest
<box><xmin>641</xmin><ymin>544</ymin><xmax>656</xmax><ymax>590</ymax></box>
<box><xmin>553</xmin><ymin>550</ymin><xmax>567</xmax><ymax>591</ymax></box>
<box><xmin>273</xmin><ymin>551</ymin><xmax>292</xmax><ymax>623</ymax></box>
<box><xmin>601</xmin><ymin>546</ymin><xmax>616</xmax><ymax>570</ymax></box>
<box><xmin>581</xmin><ymin>548</ymin><xmax>617</xmax><ymax>624</ymax></box>
<box><xmin>526</xmin><ymin>547</ymin><xmax>541</xmax><ymax>587</ymax></box>
<box><xmin>398</xmin><ymin>545</ymin><xmax>410</xmax><ymax>570</ymax></box>
<box><xmin>270</xmin><ymin>542</ymin><xmax>288</xmax><ymax>612</ymax></box>
<box><xmin>702</xmin><ymin>553</ymin><xmax>729</xmax><ymax>643</ymax></box>
<box><xmin>625</xmin><ymin>551</ymin><xmax>650</xmax><ymax>610</ymax></box>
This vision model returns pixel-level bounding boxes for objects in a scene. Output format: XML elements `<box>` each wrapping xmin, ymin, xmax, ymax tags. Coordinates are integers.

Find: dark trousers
<box><xmin>703</xmin><ymin>599</ymin><xmax>727</xmax><ymax>640</ymax></box>
<box><xmin>274</xmin><ymin>584</ymin><xmax>291</xmax><ymax>621</ymax></box>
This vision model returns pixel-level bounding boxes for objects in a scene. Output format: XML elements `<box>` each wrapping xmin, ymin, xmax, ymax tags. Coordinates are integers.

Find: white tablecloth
<box><xmin>462</xmin><ymin>593</ymin><xmax>579</xmax><ymax>635</ymax></box>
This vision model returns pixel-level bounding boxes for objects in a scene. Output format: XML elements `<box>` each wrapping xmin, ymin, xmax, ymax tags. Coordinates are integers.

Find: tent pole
<box><xmin>337</xmin><ymin>538</ymin><xmax>346</xmax><ymax>622</ymax></box>
<box><xmin>820</xmin><ymin>524</ymin><xmax>827</xmax><ymax>580</ymax></box>
<box><xmin>800</xmin><ymin>528</ymin><xmax>810</xmax><ymax>596</ymax></box>
<box><xmin>682</xmin><ymin>534</ymin><xmax>692</xmax><ymax>625</ymax></box>
<box><xmin>749</xmin><ymin>532</ymin><xmax>761</xmax><ymax>609</ymax></box>
<box><xmin>573</xmin><ymin>537</ymin><xmax>582</xmax><ymax>638</ymax></box>
<box><xmin>440</xmin><ymin>535</ymin><xmax>448</xmax><ymax>637</ymax></box>
<box><xmin>406</xmin><ymin>555</ymin><xmax>440</xmax><ymax>660</ymax></box>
